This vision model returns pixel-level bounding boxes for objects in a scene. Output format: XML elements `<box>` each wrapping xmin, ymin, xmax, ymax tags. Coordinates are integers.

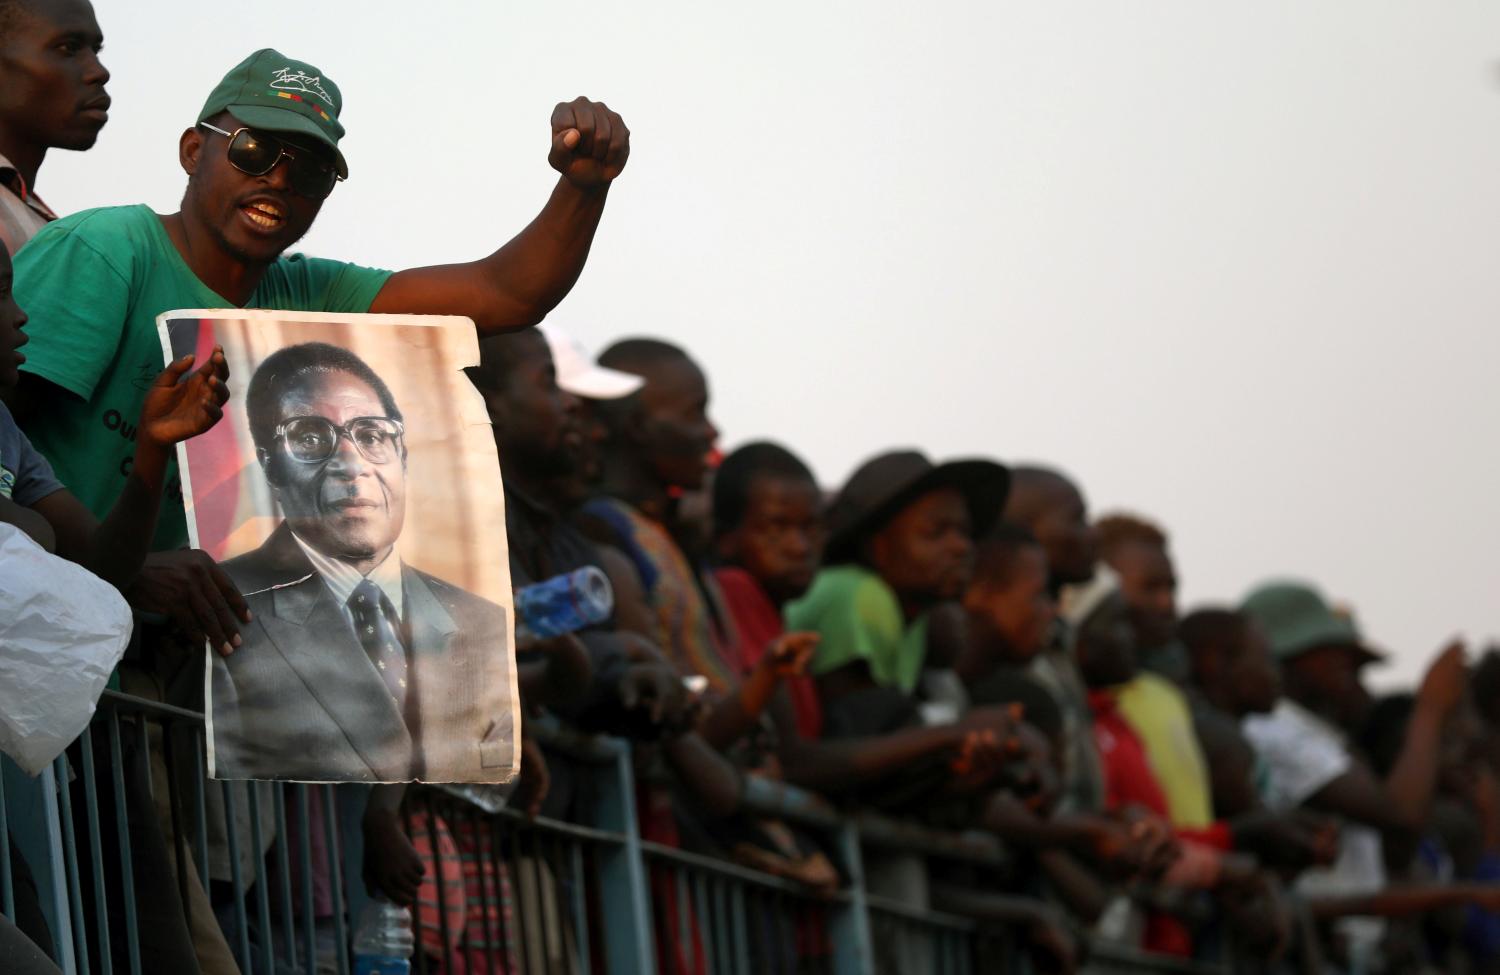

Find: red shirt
<box><xmin>1089</xmin><ymin>690</ymin><xmax>1230</xmax><ymax>959</ymax></box>
<box><xmin>1091</xmin><ymin>690</ymin><xmax>1173</xmax><ymax>817</ymax></box>
<box><xmin>1090</xmin><ymin>690</ymin><xmax>1231</xmax><ymax>850</ymax></box>
<box><xmin>713</xmin><ymin>567</ymin><xmax>823</xmax><ymax>740</ymax></box>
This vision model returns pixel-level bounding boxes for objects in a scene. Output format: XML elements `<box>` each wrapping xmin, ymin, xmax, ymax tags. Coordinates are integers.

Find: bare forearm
<box><xmin>778</xmin><ymin>725</ymin><xmax>958</xmax><ymax>794</ymax></box>
<box><xmin>1037</xmin><ymin>850</ymin><xmax>1111</xmax><ymax>923</ymax></box>
<box><xmin>370</xmin><ymin>179</ymin><xmax>609</xmax><ymax>335</ymax></box>
<box><xmin>1308</xmin><ymin>884</ymin><xmax>1481</xmax><ymax>919</ymax></box>
<box><xmin>663</xmin><ymin>733</ymin><xmax>742</xmax><ymax>818</ymax></box>
<box><xmin>366</xmin><ymin>784</ymin><xmax>408</xmax><ymax>817</ymax></box>
<box><xmin>0</xmin><ymin>496</ymin><xmax>56</xmax><ymax>552</ymax></box>
<box><xmin>1308</xmin><ymin>882</ymin><xmax>1500</xmax><ymax>920</ymax></box>
<box><xmin>82</xmin><ymin>442</ymin><xmax>170</xmax><ymax>587</ymax></box>
<box><xmin>982</xmin><ymin>802</ymin><xmax>1108</xmax><ymax>858</ymax></box>
<box><xmin>698</xmin><ymin>666</ymin><xmax>778</xmax><ymax>750</ymax></box>
<box><xmin>483</xmin><ymin>178</ymin><xmax>609</xmax><ymax>330</ymax></box>
<box><xmin>1383</xmin><ymin>705</ymin><xmax>1446</xmax><ymax>829</ymax></box>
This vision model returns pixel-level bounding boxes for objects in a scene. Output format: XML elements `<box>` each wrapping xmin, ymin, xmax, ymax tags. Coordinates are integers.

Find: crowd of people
<box><xmin>0</xmin><ymin>2</ymin><xmax>1497</xmax><ymax>974</ymax></box>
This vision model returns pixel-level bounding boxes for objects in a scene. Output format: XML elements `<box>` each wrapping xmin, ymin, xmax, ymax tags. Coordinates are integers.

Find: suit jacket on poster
<box><xmin>210</xmin><ymin>522</ymin><xmax>515</xmax><ymax>783</ymax></box>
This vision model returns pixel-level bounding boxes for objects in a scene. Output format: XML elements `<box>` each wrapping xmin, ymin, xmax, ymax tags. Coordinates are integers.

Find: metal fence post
<box><xmin>590</xmin><ymin>737</ymin><xmax>656</xmax><ymax>973</ymax></box>
<box><xmin>3</xmin><ymin>755</ymin><xmax>77</xmax><ymax>973</ymax></box>
<box><xmin>831</xmin><ymin>820</ymin><xmax>875</xmax><ymax>975</ymax></box>
<box><xmin>40</xmin><ymin>762</ymin><xmax>78</xmax><ymax>974</ymax></box>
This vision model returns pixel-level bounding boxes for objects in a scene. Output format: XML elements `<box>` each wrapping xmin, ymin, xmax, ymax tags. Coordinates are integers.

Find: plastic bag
<box><xmin>0</xmin><ymin>523</ymin><xmax>133</xmax><ymax>774</ymax></box>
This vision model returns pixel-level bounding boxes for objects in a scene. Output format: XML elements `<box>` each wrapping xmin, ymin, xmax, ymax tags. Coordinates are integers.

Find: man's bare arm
<box><xmin>1309</xmin><ymin>883</ymin><xmax>1500</xmax><ymax>920</ymax></box>
<box><xmin>370</xmin><ymin>98</ymin><xmax>628</xmax><ymax>336</ymax></box>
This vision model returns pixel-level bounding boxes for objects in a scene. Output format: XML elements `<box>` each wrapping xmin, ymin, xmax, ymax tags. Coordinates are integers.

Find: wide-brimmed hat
<box><xmin>823</xmin><ymin>450</ymin><xmax>1010</xmax><ymax>564</ymax></box>
<box><xmin>1241</xmin><ymin>580</ymin><xmax>1386</xmax><ymax>664</ymax></box>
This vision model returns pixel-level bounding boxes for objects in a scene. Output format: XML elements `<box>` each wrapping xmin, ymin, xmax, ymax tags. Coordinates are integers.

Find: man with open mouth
<box><xmin>2</xmin><ymin>47</ymin><xmax>630</xmax><ymax>654</ymax></box>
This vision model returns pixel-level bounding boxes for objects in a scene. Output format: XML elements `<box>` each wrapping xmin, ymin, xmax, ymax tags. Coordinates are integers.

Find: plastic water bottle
<box><xmin>352</xmin><ymin>898</ymin><xmax>414</xmax><ymax>975</ymax></box>
<box><xmin>514</xmin><ymin>566</ymin><xmax>615</xmax><ymax>643</ymax></box>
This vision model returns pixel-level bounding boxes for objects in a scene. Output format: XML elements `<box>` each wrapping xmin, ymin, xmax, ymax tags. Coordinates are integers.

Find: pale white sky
<box><xmin>47</xmin><ymin>1</ymin><xmax>1499</xmax><ymax>686</ymax></box>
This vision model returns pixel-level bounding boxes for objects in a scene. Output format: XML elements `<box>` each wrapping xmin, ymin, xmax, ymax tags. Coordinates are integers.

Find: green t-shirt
<box><xmin>784</xmin><ymin>564</ymin><xmax>929</xmax><ymax>693</ymax></box>
<box><xmin>14</xmin><ymin>204</ymin><xmax>392</xmax><ymax>550</ymax></box>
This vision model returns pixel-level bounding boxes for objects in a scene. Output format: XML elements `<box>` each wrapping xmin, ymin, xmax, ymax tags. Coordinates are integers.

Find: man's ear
<box><xmin>180</xmin><ymin>126</ymin><xmax>204</xmax><ymax>177</ymax></box>
<box><xmin>257</xmin><ymin>446</ymin><xmax>284</xmax><ymax>488</ymax></box>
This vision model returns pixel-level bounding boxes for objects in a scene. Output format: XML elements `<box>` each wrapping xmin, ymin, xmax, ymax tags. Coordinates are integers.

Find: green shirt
<box><xmin>14</xmin><ymin>205</ymin><xmax>392</xmax><ymax>550</ymax></box>
<box><xmin>784</xmin><ymin>564</ymin><xmax>929</xmax><ymax>693</ymax></box>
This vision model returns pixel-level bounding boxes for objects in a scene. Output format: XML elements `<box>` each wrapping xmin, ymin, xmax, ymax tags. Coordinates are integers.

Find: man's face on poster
<box><xmin>267</xmin><ymin>369</ymin><xmax>407</xmax><ymax>562</ymax></box>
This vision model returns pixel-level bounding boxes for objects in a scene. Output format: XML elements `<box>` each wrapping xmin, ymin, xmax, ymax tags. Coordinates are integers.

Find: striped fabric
<box><xmin>581</xmin><ymin>497</ymin><xmax>740</xmax><ymax>693</ymax></box>
<box><xmin>411</xmin><ymin>800</ymin><xmax>521</xmax><ymax>974</ymax></box>
<box><xmin>0</xmin><ymin>156</ymin><xmax>57</xmax><ymax>257</ymax></box>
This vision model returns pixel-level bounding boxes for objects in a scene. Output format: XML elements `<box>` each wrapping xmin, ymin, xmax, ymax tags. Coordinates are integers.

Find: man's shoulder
<box><xmin>1242</xmin><ymin>699</ymin><xmax>1339</xmax><ymax>751</ymax></box>
<box><xmin>220</xmin><ymin>527</ymin><xmax>311</xmax><ymax>594</ymax></box>
<box><xmin>15</xmin><ymin>205</ymin><xmax>157</xmax><ymax>276</ymax></box>
<box><xmin>24</xmin><ymin>204</ymin><xmax>155</xmax><ymax>248</ymax></box>
<box><xmin>787</xmin><ymin>565</ymin><xmax>900</xmax><ymax>635</ymax></box>
<box><xmin>811</xmin><ymin>565</ymin><xmax>897</xmax><ymax>612</ymax></box>
<box><xmin>1119</xmin><ymin>671</ymin><xmax>1191</xmax><ymax>713</ymax></box>
<box><xmin>256</xmin><ymin>251</ymin><xmax>393</xmax><ymax>314</ymax></box>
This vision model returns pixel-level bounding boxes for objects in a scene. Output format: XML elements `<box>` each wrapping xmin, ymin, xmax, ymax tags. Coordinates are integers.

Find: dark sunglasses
<box><xmin>197</xmin><ymin>122</ymin><xmax>343</xmax><ymax>200</ymax></box>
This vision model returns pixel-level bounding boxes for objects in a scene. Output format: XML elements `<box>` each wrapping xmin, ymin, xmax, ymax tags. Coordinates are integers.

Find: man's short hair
<box><xmin>596</xmin><ymin>336</ymin><xmax>689</xmax><ymax>376</ymax></box>
<box><xmin>1094</xmin><ymin>512</ymin><xmax>1168</xmax><ymax>560</ymax></box>
<box><xmin>1178</xmin><ymin>607</ymin><xmax>1251</xmax><ymax>674</ymax></box>
<box><xmin>711</xmin><ymin>441</ymin><xmax>816</xmax><ymax>540</ymax></box>
<box><xmin>591</xmin><ymin>337</ymin><xmax>692</xmax><ymax>430</ymax></box>
<box><xmin>245</xmin><ymin>342</ymin><xmax>403</xmax><ymax>455</ymax></box>
<box><xmin>971</xmin><ymin>521</ymin><xmax>1043</xmax><ymax>588</ymax></box>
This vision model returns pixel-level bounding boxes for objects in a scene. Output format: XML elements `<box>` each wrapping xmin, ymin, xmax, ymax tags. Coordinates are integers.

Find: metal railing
<box><xmin>1</xmin><ymin>692</ymin><xmax>1235</xmax><ymax>975</ymax></box>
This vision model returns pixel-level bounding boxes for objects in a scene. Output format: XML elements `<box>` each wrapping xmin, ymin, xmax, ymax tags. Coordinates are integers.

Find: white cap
<box><xmin>538</xmin><ymin>324</ymin><xmax>644</xmax><ymax>400</ymax></box>
<box><xmin>1058</xmin><ymin>564</ymin><xmax>1120</xmax><ymax>631</ymax></box>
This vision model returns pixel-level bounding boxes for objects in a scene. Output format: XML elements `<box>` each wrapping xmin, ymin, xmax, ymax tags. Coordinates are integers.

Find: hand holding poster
<box><xmin>160</xmin><ymin>310</ymin><xmax>519</xmax><ymax>784</ymax></box>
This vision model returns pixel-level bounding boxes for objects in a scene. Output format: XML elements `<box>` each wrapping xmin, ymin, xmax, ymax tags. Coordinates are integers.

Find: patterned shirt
<box><xmin>0</xmin><ymin>154</ymin><xmax>57</xmax><ymax>256</ymax></box>
<box><xmin>582</xmin><ymin>496</ymin><xmax>737</xmax><ymax>691</ymax></box>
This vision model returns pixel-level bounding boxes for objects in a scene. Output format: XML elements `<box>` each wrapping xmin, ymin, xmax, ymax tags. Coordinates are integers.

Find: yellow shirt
<box><xmin>1115</xmin><ymin>672</ymin><xmax>1214</xmax><ymax>828</ymax></box>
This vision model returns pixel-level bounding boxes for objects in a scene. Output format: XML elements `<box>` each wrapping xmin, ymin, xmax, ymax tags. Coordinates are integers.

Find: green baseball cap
<box><xmin>197</xmin><ymin>49</ymin><xmax>348</xmax><ymax>178</ymax></box>
<box><xmin>1240</xmin><ymin>580</ymin><xmax>1385</xmax><ymax>664</ymax></box>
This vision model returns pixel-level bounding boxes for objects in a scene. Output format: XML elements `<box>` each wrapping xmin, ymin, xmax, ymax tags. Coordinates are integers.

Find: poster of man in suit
<box><xmin>160</xmin><ymin>310</ymin><xmax>518</xmax><ymax>784</ymax></box>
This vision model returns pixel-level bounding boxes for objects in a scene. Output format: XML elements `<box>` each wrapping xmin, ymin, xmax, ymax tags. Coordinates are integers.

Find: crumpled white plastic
<box><xmin>0</xmin><ymin>523</ymin><xmax>133</xmax><ymax>775</ymax></box>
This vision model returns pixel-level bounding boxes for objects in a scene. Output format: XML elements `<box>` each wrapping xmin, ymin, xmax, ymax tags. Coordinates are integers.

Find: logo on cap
<box><xmin>269</xmin><ymin>67</ymin><xmax>333</xmax><ymax>106</ymax></box>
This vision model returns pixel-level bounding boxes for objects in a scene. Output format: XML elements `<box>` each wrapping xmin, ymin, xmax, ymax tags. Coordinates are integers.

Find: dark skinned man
<box><xmin>1095</xmin><ymin>512</ymin><xmax>1186</xmax><ymax>682</ymax></box>
<box><xmin>788</xmin><ymin>449</ymin><xmax>1009</xmax><ymax>713</ymax></box>
<box><xmin>583</xmin><ymin>338</ymin><xmax>731</xmax><ymax>687</ymax></box>
<box><xmin>715</xmin><ymin>447</ymin><xmax>1046</xmax><ymax>820</ymax></box>
<box><xmin>0</xmin><ymin>0</ymin><xmax>109</xmax><ymax>254</ymax></box>
<box><xmin>1240</xmin><ymin>580</ymin><xmax>1469</xmax><ymax>970</ymax></box>
<box><xmin>466</xmin><ymin>329</ymin><xmax>718</xmax><ymax>813</ymax></box>
<box><xmin>1068</xmin><ymin>573</ymin><xmax>1293</xmax><ymax>961</ymax></box>
<box><xmin>4</xmin><ymin>48</ymin><xmax>629</xmax><ymax>659</ymax></box>
<box><xmin>473</xmin><ymin>330</ymin><xmax>752</xmax><ymax>847</ymax></box>
<box><xmin>1003</xmin><ymin>465</ymin><xmax>1104</xmax><ymax>813</ymax></box>
<box><xmin>956</xmin><ymin>522</ymin><xmax>1058</xmax><ymax>695</ymax></box>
